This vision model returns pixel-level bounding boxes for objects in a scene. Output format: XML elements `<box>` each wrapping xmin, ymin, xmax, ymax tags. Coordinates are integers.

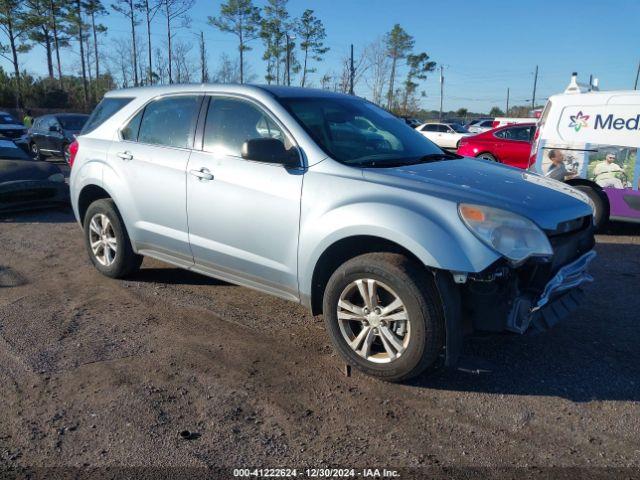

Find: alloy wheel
<box><xmin>88</xmin><ymin>213</ymin><xmax>117</xmax><ymax>266</ymax></box>
<box><xmin>337</xmin><ymin>278</ymin><xmax>410</xmax><ymax>364</ymax></box>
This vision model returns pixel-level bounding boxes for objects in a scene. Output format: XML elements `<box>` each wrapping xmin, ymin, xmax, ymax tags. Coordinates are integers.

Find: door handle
<box><xmin>117</xmin><ymin>151</ymin><xmax>133</xmax><ymax>161</ymax></box>
<box><xmin>190</xmin><ymin>168</ymin><xmax>214</xmax><ymax>181</ymax></box>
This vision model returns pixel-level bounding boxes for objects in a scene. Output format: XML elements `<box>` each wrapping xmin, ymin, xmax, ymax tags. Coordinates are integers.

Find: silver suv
<box><xmin>70</xmin><ymin>84</ymin><xmax>596</xmax><ymax>381</ymax></box>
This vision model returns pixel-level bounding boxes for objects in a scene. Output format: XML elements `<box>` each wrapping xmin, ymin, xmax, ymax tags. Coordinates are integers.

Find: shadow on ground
<box><xmin>0</xmin><ymin>206</ymin><xmax>74</xmax><ymax>224</ymax></box>
<box><xmin>411</xmin><ymin>241</ymin><xmax>640</xmax><ymax>402</ymax></box>
<box><xmin>129</xmin><ymin>266</ymin><xmax>232</xmax><ymax>286</ymax></box>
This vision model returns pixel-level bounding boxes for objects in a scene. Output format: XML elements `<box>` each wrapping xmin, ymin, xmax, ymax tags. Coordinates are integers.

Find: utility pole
<box><xmin>285</xmin><ymin>33</ymin><xmax>291</xmax><ymax>86</ymax></box>
<box><xmin>635</xmin><ymin>61</ymin><xmax>640</xmax><ymax>90</ymax></box>
<box><xmin>349</xmin><ymin>44</ymin><xmax>355</xmax><ymax>95</ymax></box>
<box><xmin>506</xmin><ymin>88</ymin><xmax>510</xmax><ymax>116</ymax></box>
<box><xmin>439</xmin><ymin>65</ymin><xmax>444</xmax><ymax>121</ymax></box>
<box><xmin>531</xmin><ymin>65</ymin><xmax>538</xmax><ymax>110</ymax></box>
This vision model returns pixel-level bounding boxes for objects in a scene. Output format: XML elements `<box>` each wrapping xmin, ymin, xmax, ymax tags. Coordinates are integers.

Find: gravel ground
<box><xmin>0</xmin><ymin>205</ymin><xmax>639</xmax><ymax>477</ymax></box>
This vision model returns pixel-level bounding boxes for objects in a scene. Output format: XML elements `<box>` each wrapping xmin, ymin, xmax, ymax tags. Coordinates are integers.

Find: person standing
<box><xmin>23</xmin><ymin>110</ymin><xmax>33</xmax><ymax>128</ymax></box>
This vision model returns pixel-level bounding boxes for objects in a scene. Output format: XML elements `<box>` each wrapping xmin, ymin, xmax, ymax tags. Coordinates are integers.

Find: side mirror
<box><xmin>49</xmin><ymin>125</ymin><xmax>59</xmax><ymax>132</ymax></box>
<box><xmin>241</xmin><ymin>138</ymin><xmax>299</xmax><ymax>168</ymax></box>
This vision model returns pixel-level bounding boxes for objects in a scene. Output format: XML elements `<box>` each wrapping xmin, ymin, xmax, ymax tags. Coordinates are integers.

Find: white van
<box><xmin>530</xmin><ymin>74</ymin><xmax>640</xmax><ymax>227</ymax></box>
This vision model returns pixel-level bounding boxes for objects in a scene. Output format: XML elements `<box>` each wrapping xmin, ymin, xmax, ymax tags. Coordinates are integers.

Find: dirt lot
<box><xmin>0</xmin><ymin>204</ymin><xmax>639</xmax><ymax>475</ymax></box>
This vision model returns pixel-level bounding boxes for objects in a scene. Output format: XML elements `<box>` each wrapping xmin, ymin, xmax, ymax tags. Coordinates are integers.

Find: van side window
<box><xmin>203</xmin><ymin>97</ymin><xmax>289</xmax><ymax>157</ymax></box>
<box><xmin>137</xmin><ymin>96</ymin><xmax>200</xmax><ymax>149</ymax></box>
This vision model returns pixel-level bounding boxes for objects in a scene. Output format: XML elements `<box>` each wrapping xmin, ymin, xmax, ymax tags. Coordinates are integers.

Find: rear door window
<box><xmin>137</xmin><ymin>95</ymin><xmax>201</xmax><ymax>149</ymax></box>
<box><xmin>82</xmin><ymin>97</ymin><xmax>133</xmax><ymax>134</ymax></box>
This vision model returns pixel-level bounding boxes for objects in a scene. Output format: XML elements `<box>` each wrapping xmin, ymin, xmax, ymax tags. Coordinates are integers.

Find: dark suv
<box><xmin>29</xmin><ymin>114</ymin><xmax>88</xmax><ymax>162</ymax></box>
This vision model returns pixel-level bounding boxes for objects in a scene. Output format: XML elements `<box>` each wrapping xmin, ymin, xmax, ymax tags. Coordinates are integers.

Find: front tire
<box><xmin>322</xmin><ymin>253</ymin><xmax>445</xmax><ymax>382</ymax></box>
<box><xmin>30</xmin><ymin>142</ymin><xmax>43</xmax><ymax>161</ymax></box>
<box><xmin>83</xmin><ymin>199</ymin><xmax>143</xmax><ymax>278</ymax></box>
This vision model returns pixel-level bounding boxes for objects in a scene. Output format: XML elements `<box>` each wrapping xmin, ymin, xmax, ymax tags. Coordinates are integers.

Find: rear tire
<box><xmin>322</xmin><ymin>253</ymin><xmax>445</xmax><ymax>382</ymax></box>
<box><xmin>83</xmin><ymin>199</ymin><xmax>143</xmax><ymax>278</ymax></box>
<box><xmin>573</xmin><ymin>185</ymin><xmax>609</xmax><ymax>230</ymax></box>
<box><xmin>477</xmin><ymin>152</ymin><xmax>497</xmax><ymax>162</ymax></box>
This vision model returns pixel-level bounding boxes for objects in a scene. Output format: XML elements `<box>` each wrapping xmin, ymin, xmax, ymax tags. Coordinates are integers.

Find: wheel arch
<box><xmin>565</xmin><ymin>178</ymin><xmax>611</xmax><ymax>222</ymax></box>
<box><xmin>77</xmin><ymin>184</ymin><xmax>112</xmax><ymax>225</ymax></box>
<box><xmin>308</xmin><ymin>235</ymin><xmax>424</xmax><ymax>316</ymax></box>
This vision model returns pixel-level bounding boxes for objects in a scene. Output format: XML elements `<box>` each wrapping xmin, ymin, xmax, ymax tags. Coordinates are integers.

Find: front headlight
<box><xmin>47</xmin><ymin>173</ymin><xmax>65</xmax><ymax>183</ymax></box>
<box><xmin>459</xmin><ymin>203</ymin><xmax>553</xmax><ymax>264</ymax></box>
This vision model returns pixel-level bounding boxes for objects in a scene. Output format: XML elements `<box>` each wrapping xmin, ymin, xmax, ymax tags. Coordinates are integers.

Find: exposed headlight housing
<box><xmin>459</xmin><ymin>203</ymin><xmax>553</xmax><ymax>264</ymax></box>
<box><xmin>47</xmin><ymin>173</ymin><xmax>65</xmax><ymax>183</ymax></box>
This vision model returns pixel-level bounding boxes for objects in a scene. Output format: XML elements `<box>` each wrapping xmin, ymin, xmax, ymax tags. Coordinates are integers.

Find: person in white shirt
<box><xmin>593</xmin><ymin>153</ymin><xmax>624</xmax><ymax>188</ymax></box>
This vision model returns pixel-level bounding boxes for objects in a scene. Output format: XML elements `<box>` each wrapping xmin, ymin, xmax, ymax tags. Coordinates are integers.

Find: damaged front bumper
<box><xmin>506</xmin><ymin>250</ymin><xmax>596</xmax><ymax>333</ymax></box>
<box><xmin>460</xmin><ymin>219</ymin><xmax>596</xmax><ymax>335</ymax></box>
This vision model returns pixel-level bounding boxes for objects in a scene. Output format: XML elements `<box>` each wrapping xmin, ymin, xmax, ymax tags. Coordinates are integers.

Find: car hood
<box><xmin>0</xmin><ymin>159</ymin><xmax>62</xmax><ymax>182</ymax></box>
<box><xmin>363</xmin><ymin>158</ymin><xmax>593</xmax><ymax>231</ymax></box>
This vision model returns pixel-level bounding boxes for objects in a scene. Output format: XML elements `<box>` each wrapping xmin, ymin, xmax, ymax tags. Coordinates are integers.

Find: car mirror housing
<box><xmin>49</xmin><ymin>125</ymin><xmax>59</xmax><ymax>132</ymax></box>
<box><xmin>241</xmin><ymin>138</ymin><xmax>299</xmax><ymax>168</ymax></box>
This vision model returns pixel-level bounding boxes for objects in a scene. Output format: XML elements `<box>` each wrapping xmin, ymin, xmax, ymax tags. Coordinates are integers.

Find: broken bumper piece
<box><xmin>506</xmin><ymin>250</ymin><xmax>596</xmax><ymax>334</ymax></box>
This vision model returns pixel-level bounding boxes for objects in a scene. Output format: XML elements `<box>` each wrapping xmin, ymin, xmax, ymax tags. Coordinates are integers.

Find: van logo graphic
<box><xmin>568</xmin><ymin>111</ymin><xmax>590</xmax><ymax>132</ymax></box>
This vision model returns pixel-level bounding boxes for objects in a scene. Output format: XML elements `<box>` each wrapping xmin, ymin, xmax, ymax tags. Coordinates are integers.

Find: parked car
<box><xmin>416</xmin><ymin>122</ymin><xmax>472</xmax><ymax>149</ymax></box>
<box><xmin>466</xmin><ymin>118</ymin><xmax>495</xmax><ymax>134</ymax></box>
<box><xmin>530</xmin><ymin>73</ymin><xmax>640</xmax><ymax>229</ymax></box>
<box><xmin>492</xmin><ymin>117</ymin><xmax>537</xmax><ymax>128</ymax></box>
<box><xmin>0</xmin><ymin>139</ymin><xmax>68</xmax><ymax>212</ymax></box>
<box><xmin>29</xmin><ymin>113</ymin><xmax>89</xmax><ymax>163</ymax></box>
<box><xmin>0</xmin><ymin>111</ymin><xmax>29</xmax><ymax>153</ymax></box>
<box><xmin>70</xmin><ymin>85</ymin><xmax>595</xmax><ymax>382</ymax></box>
<box><xmin>400</xmin><ymin>116</ymin><xmax>421</xmax><ymax>128</ymax></box>
<box><xmin>457</xmin><ymin>123</ymin><xmax>536</xmax><ymax>168</ymax></box>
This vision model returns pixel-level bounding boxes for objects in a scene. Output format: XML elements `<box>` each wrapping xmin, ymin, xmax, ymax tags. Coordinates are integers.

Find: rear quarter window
<box><xmin>81</xmin><ymin>97</ymin><xmax>133</xmax><ymax>134</ymax></box>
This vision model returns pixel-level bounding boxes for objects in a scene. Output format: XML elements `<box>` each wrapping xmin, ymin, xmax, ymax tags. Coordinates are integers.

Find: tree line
<box><xmin>1</xmin><ymin>0</ymin><xmax>442</xmax><ymax>116</ymax></box>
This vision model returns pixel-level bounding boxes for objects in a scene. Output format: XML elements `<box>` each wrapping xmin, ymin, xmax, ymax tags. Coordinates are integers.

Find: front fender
<box><xmin>298</xmin><ymin>201</ymin><xmax>499</xmax><ymax>300</ymax></box>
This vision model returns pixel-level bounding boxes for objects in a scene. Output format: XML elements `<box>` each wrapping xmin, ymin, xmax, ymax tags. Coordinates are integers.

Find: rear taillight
<box><xmin>68</xmin><ymin>140</ymin><xmax>79</xmax><ymax>167</ymax></box>
<box><xmin>528</xmin><ymin>128</ymin><xmax>541</xmax><ymax>168</ymax></box>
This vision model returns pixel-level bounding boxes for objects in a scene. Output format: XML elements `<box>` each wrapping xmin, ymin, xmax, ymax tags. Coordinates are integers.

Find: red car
<box><xmin>456</xmin><ymin>123</ymin><xmax>536</xmax><ymax>169</ymax></box>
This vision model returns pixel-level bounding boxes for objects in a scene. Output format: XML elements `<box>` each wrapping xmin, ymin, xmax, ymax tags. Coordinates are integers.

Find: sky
<box><xmin>11</xmin><ymin>0</ymin><xmax>640</xmax><ymax>113</ymax></box>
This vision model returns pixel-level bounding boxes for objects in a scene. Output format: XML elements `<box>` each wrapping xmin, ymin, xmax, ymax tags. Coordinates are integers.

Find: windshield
<box><xmin>278</xmin><ymin>96</ymin><xmax>444</xmax><ymax>166</ymax></box>
<box><xmin>0</xmin><ymin>113</ymin><xmax>19</xmax><ymax>125</ymax></box>
<box><xmin>58</xmin><ymin>115</ymin><xmax>88</xmax><ymax>131</ymax></box>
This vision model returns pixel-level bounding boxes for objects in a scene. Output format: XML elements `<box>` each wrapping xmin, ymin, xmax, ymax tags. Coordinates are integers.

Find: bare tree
<box><xmin>211</xmin><ymin>52</ymin><xmax>239</xmax><ymax>83</ymax></box>
<box><xmin>110</xmin><ymin>37</ymin><xmax>132</xmax><ymax>87</ymax></box>
<box><xmin>160</xmin><ymin>0</ymin><xmax>194</xmax><ymax>84</ymax></box>
<box><xmin>24</xmin><ymin>0</ymin><xmax>55</xmax><ymax>79</ymax></box>
<box><xmin>48</xmin><ymin>0</ymin><xmax>69</xmax><ymax>88</ymax></box>
<box><xmin>112</xmin><ymin>0</ymin><xmax>139</xmax><ymax>86</ymax></box>
<box><xmin>153</xmin><ymin>46</ymin><xmax>168</xmax><ymax>84</ymax></box>
<box><xmin>365</xmin><ymin>36</ymin><xmax>390</xmax><ymax>106</ymax></box>
<box><xmin>85</xmin><ymin>0</ymin><xmax>107</xmax><ymax>101</ymax></box>
<box><xmin>171</xmin><ymin>39</ymin><xmax>194</xmax><ymax>83</ymax></box>
<box><xmin>137</xmin><ymin>0</ymin><xmax>161</xmax><ymax>84</ymax></box>
<box><xmin>208</xmin><ymin>0</ymin><xmax>260</xmax><ymax>84</ymax></box>
<box><xmin>0</xmin><ymin>0</ymin><xmax>31</xmax><ymax>108</ymax></box>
